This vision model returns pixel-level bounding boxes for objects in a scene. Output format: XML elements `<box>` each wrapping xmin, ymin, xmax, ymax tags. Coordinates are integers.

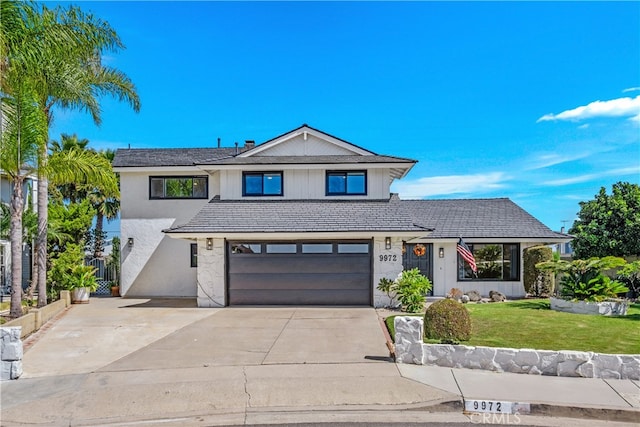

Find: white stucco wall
<box><xmin>372</xmin><ymin>236</ymin><xmax>404</xmax><ymax>308</ymax></box>
<box><xmin>195</xmin><ymin>237</ymin><xmax>226</xmax><ymax>307</ymax></box>
<box><xmin>119</xmin><ymin>172</ymin><xmax>215</xmax><ymax>297</ymax></box>
<box><xmin>430</xmin><ymin>241</ymin><xmax>529</xmax><ymax>298</ymax></box>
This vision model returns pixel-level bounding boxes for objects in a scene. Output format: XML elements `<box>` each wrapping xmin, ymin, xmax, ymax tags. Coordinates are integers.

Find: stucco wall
<box><xmin>196</xmin><ymin>237</ymin><xmax>226</xmax><ymax>307</ymax></box>
<box><xmin>427</xmin><ymin>241</ymin><xmax>529</xmax><ymax>299</ymax></box>
<box><xmin>373</xmin><ymin>236</ymin><xmax>404</xmax><ymax>308</ymax></box>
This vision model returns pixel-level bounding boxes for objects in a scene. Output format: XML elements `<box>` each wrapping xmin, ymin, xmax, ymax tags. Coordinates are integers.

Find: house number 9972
<box><xmin>379</xmin><ymin>255</ymin><xmax>397</xmax><ymax>262</ymax></box>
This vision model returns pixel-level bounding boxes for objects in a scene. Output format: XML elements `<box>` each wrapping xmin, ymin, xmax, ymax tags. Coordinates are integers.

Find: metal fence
<box><xmin>85</xmin><ymin>258</ymin><xmax>118</xmax><ymax>296</ymax></box>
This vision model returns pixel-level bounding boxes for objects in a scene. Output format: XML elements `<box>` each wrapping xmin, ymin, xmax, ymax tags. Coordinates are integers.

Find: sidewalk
<box><xmin>1</xmin><ymin>298</ymin><xmax>638</xmax><ymax>426</ymax></box>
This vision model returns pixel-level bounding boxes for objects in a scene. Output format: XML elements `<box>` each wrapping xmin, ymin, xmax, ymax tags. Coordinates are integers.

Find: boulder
<box><xmin>466</xmin><ymin>290</ymin><xmax>482</xmax><ymax>302</ymax></box>
<box><xmin>489</xmin><ymin>290</ymin><xmax>506</xmax><ymax>302</ymax></box>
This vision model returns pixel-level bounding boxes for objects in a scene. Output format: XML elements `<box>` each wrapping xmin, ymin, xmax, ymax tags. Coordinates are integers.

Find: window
<box><xmin>326</xmin><ymin>171</ymin><xmax>366</xmax><ymax>195</ymax></box>
<box><xmin>231</xmin><ymin>243</ymin><xmax>262</xmax><ymax>254</ymax></box>
<box><xmin>190</xmin><ymin>244</ymin><xmax>197</xmax><ymax>268</ymax></box>
<box><xmin>337</xmin><ymin>243</ymin><xmax>370</xmax><ymax>254</ymax></box>
<box><xmin>458</xmin><ymin>243</ymin><xmax>520</xmax><ymax>281</ymax></box>
<box><xmin>266</xmin><ymin>244</ymin><xmax>297</xmax><ymax>254</ymax></box>
<box><xmin>150</xmin><ymin>176</ymin><xmax>208</xmax><ymax>199</ymax></box>
<box><xmin>242</xmin><ymin>172</ymin><xmax>283</xmax><ymax>196</ymax></box>
<box><xmin>302</xmin><ymin>243</ymin><xmax>333</xmax><ymax>254</ymax></box>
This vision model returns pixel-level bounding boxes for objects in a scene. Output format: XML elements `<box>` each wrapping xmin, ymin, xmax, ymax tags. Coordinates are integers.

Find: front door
<box><xmin>402</xmin><ymin>243</ymin><xmax>434</xmax><ymax>296</ymax></box>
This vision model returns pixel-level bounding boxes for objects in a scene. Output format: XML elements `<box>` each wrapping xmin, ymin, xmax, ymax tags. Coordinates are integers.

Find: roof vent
<box><xmin>244</xmin><ymin>140</ymin><xmax>255</xmax><ymax>149</ymax></box>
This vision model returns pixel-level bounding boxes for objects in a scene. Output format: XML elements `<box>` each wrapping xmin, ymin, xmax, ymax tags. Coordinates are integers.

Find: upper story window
<box><xmin>326</xmin><ymin>171</ymin><xmax>367</xmax><ymax>195</ymax></box>
<box><xmin>149</xmin><ymin>176</ymin><xmax>208</xmax><ymax>199</ymax></box>
<box><xmin>458</xmin><ymin>243</ymin><xmax>520</xmax><ymax>281</ymax></box>
<box><xmin>242</xmin><ymin>172</ymin><xmax>283</xmax><ymax>196</ymax></box>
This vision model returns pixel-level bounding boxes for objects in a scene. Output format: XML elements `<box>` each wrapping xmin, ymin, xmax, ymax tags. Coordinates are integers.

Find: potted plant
<box><xmin>109</xmin><ymin>281</ymin><xmax>120</xmax><ymax>297</ymax></box>
<box><xmin>64</xmin><ymin>264</ymin><xmax>99</xmax><ymax>304</ymax></box>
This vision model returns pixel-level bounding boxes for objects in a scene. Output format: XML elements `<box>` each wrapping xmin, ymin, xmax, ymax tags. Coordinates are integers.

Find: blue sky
<box><xmin>46</xmin><ymin>1</ymin><xmax>639</xmax><ymax>234</ymax></box>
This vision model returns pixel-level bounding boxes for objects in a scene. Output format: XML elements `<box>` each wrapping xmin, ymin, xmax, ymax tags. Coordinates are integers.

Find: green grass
<box><xmin>385</xmin><ymin>299</ymin><xmax>640</xmax><ymax>354</ymax></box>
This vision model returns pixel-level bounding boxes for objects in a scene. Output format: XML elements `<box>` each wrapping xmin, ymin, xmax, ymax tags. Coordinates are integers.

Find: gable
<box><xmin>254</xmin><ymin>133</ymin><xmax>357</xmax><ymax>156</ymax></box>
<box><xmin>239</xmin><ymin>125</ymin><xmax>375</xmax><ymax>158</ymax></box>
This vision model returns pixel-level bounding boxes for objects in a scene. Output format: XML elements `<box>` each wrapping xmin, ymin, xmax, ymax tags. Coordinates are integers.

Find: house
<box><xmin>113</xmin><ymin>125</ymin><xmax>569</xmax><ymax>307</ymax></box>
<box><xmin>0</xmin><ymin>169</ymin><xmax>38</xmax><ymax>293</ymax></box>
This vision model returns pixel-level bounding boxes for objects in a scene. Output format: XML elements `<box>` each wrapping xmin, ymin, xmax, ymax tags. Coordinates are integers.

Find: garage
<box><xmin>227</xmin><ymin>240</ymin><xmax>372</xmax><ymax>305</ymax></box>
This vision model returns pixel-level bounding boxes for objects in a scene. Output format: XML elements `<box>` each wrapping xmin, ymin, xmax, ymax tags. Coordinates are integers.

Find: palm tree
<box><xmin>2</xmin><ymin>0</ymin><xmax>139</xmax><ymax>311</ymax></box>
<box><xmin>0</xmin><ymin>74</ymin><xmax>48</xmax><ymax>317</ymax></box>
<box><xmin>88</xmin><ymin>150</ymin><xmax>120</xmax><ymax>259</ymax></box>
<box><xmin>50</xmin><ymin>134</ymin><xmax>92</xmax><ymax>203</ymax></box>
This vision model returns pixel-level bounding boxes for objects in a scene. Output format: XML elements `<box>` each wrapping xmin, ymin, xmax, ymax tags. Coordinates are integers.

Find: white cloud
<box><xmin>393</xmin><ymin>172</ymin><xmax>508</xmax><ymax>199</ymax></box>
<box><xmin>623</xmin><ymin>87</ymin><xmax>640</xmax><ymax>93</ymax></box>
<box><xmin>527</xmin><ymin>152</ymin><xmax>590</xmax><ymax>170</ymax></box>
<box><xmin>537</xmin><ymin>95</ymin><xmax>640</xmax><ymax>122</ymax></box>
<box><xmin>542</xmin><ymin>166</ymin><xmax>640</xmax><ymax>187</ymax></box>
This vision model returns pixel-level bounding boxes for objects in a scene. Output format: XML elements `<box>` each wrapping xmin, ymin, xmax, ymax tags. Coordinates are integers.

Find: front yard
<box><xmin>386</xmin><ymin>299</ymin><xmax>640</xmax><ymax>354</ymax></box>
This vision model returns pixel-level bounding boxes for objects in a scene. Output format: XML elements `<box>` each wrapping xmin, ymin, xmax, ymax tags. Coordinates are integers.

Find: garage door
<box><xmin>227</xmin><ymin>241</ymin><xmax>371</xmax><ymax>305</ymax></box>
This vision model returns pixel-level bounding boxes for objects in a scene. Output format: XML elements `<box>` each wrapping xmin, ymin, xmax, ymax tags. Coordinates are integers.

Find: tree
<box><xmin>50</xmin><ymin>134</ymin><xmax>91</xmax><ymax>203</ymax></box>
<box><xmin>569</xmin><ymin>182</ymin><xmax>640</xmax><ymax>258</ymax></box>
<box><xmin>87</xmin><ymin>150</ymin><xmax>120</xmax><ymax>258</ymax></box>
<box><xmin>2</xmin><ymin>0</ymin><xmax>140</xmax><ymax>309</ymax></box>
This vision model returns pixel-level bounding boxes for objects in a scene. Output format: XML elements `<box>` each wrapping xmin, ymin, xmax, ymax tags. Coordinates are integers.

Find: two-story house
<box><xmin>113</xmin><ymin>125</ymin><xmax>568</xmax><ymax>307</ymax></box>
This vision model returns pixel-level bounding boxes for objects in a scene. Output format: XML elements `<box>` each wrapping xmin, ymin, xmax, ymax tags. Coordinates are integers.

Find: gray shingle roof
<box><xmin>165</xmin><ymin>197</ymin><xmax>566</xmax><ymax>240</ymax></box>
<box><xmin>402</xmin><ymin>198</ymin><xmax>565</xmax><ymax>239</ymax></box>
<box><xmin>113</xmin><ymin>147</ymin><xmax>240</xmax><ymax>167</ymax></box>
<box><xmin>165</xmin><ymin>198</ymin><xmax>431</xmax><ymax>234</ymax></box>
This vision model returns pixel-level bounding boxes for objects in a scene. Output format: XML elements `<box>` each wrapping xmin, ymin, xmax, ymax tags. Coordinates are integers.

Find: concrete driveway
<box><xmin>1</xmin><ymin>297</ymin><xmax>459</xmax><ymax>426</ymax></box>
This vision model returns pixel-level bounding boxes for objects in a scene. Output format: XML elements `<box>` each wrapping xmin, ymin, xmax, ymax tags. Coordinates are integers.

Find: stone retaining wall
<box><xmin>550</xmin><ymin>297</ymin><xmax>628</xmax><ymax>316</ymax></box>
<box><xmin>1</xmin><ymin>327</ymin><xmax>23</xmax><ymax>380</ymax></box>
<box><xmin>394</xmin><ymin>316</ymin><xmax>640</xmax><ymax>380</ymax></box>
<box><xmin>2</xmin><ymin>291</ymin><xmax>70</xmax><ymax>339</ymax></box>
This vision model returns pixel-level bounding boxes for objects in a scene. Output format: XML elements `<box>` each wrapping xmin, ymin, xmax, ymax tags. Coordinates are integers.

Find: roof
<box><xmin>112</xmin><ymin>147</ymin><xmax>241</xmax><ymax>168</ymax></box>
<box><xmin>165</xmin><ymin>198</ymin><xmax>432</xmax><ymax>234</ymax></box>
<box><xmin>402</xmin><ymin>198</ymin><xmax>567</xmax><ymax>239</ymax></box>
<box><xmin>165</xmin><ymin>197</ymin><xmax>567</xmax><ymax>240</ymax></box>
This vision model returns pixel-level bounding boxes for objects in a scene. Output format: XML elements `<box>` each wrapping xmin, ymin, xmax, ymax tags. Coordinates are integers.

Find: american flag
<box><xmin>457</xmin><ymin>238</ymin><xmax>477</xmax><ymax>273</ymax></box>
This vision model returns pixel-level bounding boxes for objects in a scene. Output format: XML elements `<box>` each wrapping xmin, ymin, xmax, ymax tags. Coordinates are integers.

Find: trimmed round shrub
<box><xmin>424</xmin><ymin>299</ymin><xmax>472</xmax><ymax>343</ymax></box>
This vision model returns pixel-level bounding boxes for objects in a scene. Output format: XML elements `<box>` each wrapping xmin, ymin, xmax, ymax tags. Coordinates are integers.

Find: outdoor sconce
<box><xmin>127</xmin><ymin>237</ymin><xmax>134</xmax><ymax>247</ymax></box>
<box><xmin>385</xmin><ymin>237</ymin><xmax>392</xmax><ymax>250</ymax></box>
<box><xmin>206</xmin><ymin>238</ymin><xmax>213</xmax><ymax>251</ymax></box>
<box><xmin>439</xmin><ymin>247</ymin><xmax>444</xmax><ymax>258</ymax></box>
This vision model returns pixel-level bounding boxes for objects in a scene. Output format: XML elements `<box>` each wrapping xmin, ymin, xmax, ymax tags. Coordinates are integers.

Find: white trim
<box><xmin>166</xmin><ymin>231</ymin><xmax>432</xmax><ymax>240</ymax></box>
<box><xmin>114</xmin><ymin>166</ymin><xmax>205</xmax><ymax>173</ymax></box>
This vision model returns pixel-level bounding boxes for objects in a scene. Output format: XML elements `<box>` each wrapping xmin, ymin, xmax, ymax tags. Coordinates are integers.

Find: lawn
<box><xmin>385</xmin><ymin>299</ymin><xmax>640</xmax><ymax>354</ymax></box>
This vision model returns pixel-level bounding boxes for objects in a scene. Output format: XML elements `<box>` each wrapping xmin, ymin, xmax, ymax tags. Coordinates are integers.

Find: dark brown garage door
<box><xmin>227</xmin><ymin>241</ymin><xmax>372</xmax><ymax>305</ymax></box>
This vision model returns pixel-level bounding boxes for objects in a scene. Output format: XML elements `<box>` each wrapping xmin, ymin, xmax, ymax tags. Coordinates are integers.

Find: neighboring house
<box><xmin>113</xmin><ymin>125</ymin><xmax>569</xmax><ymax>307</ymax></box>
<box><xmin>0</xmin><ymin>169</ymin><xmax>38</xmax><ymax>293</ymax></box>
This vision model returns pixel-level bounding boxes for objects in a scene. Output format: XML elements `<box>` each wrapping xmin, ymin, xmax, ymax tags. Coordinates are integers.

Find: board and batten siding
<box><xmin>219</xmin><ymin>168</ymin><xmax>390</xmax><ymax>200</ymax></box>
<box><xmin>253</xmin><ymin>134</ymin><xmax>356</xmax><ymax>156</ymax></box>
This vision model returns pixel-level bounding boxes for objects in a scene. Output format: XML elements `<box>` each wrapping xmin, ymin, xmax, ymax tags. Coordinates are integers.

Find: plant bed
<box><xmin>385</xmin><ymin>299</ymin><xmax>640</xmax><ymax>354</ymax></box>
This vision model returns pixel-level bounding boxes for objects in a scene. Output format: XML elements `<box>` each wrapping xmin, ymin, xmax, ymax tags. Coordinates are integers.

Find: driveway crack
<box><xmin>243</xmin><ymin>366</ymin><xmax>251</xmax><ymax>423</ymax></box>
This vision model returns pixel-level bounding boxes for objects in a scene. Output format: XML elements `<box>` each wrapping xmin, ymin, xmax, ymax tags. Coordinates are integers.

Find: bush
<box><xmin>537</xmin><ymin>256</ymin><xmax>628</xmax><ymax>302</ymax></box>
<box><xmin>523</xmin><ymin>246</ymin><xmax>554</xmax><ymax>296</ymax></box>
<box><xmin>377</xmin><ymin>268</ymin><xmax>432</xmax><ymax>312</ymax></box>
<box><xmin>424</xmin><ymin>299</ymin><xmax>472</xmax><ymax>343</ymax></box>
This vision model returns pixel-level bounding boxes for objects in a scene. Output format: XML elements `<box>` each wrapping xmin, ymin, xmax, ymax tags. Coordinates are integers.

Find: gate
<box><xmin>85</xmin><ymin>258</ymin><xmax>118</xmax><ymax>295</ymax></box>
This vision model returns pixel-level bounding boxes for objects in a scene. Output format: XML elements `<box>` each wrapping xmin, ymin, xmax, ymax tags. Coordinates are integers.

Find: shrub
<box><xmin>523</xmin><ymin>246</ymin><xmax>554</xmax><ymax>296</ymax></box>
<box><xmin>377</xmin><ymin>268</ymin><xmax>432</xmax><ymax>312</ymax></box>
<box><xmin>424</xmin><ymin>299</ymin><xmax>472</xmax><ymax>343</ymax></box>
<box><xmin>537</xmin><ymin>256</ymin><xmax>628</xmax><ymax>302</ymax></box>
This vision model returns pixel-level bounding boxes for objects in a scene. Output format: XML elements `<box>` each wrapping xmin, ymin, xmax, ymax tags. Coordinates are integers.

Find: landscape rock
<box><xmin>489</xmin><ymin>290</ymin><xmax>506</xmax><ymax>302</ymax></box>
<box><xmin>466</xmin><ymin>290</ymin><xmax>482</xmax><ymax>302</ymax></box>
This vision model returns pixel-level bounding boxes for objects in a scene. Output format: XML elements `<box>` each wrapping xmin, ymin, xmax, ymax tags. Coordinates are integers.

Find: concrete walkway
<box><xmin>1</xmin><ymin>297</ymin><xmax>639</xmax><ymax>426</ymax></box>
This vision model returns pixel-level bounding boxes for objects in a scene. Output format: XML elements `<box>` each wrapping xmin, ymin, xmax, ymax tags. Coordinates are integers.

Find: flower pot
<box><xmin>71</xmin><ymin>287</ymin><xmax>90</xmax><ymax>304</ymax></box>
<box><xmin>111</xmin><ymin>286</ymin><xmax>120</xmax><ymax>297</ymax></box>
